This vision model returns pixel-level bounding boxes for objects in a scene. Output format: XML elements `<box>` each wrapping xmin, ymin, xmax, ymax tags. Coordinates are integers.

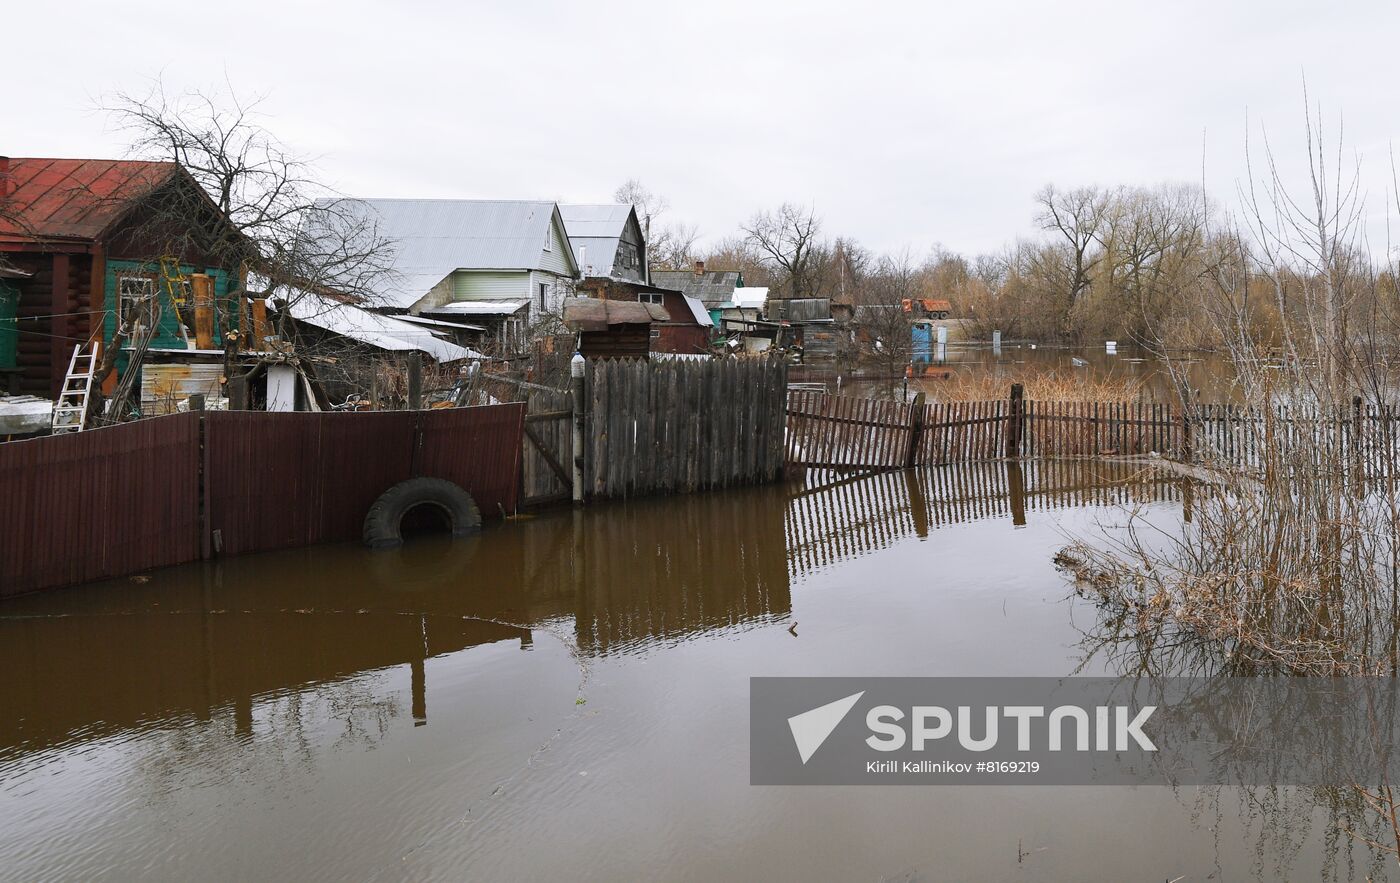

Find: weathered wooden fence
<box><xmin>786</xmin><ymin>388</ymin><xmax>1400</xmax><ymax>480</ymax></box>
<box><xmin>786</xmin><ymin>389</ymin><xmax>1186</xmax><ymax>468</ymax></box>
<box><xmin>521</xmin><ymin>388</ymin><xmax>573</xmax><ymax>507</ymax></box>
<box><xmin>584</xmin><ymin>358</ymin><xmax>788</xmax><ymax>498</ymax></box>
<box><xmin>0</xmin><ymin>404</ymin><xmax>525</xmax><ymax>597</ymax></box>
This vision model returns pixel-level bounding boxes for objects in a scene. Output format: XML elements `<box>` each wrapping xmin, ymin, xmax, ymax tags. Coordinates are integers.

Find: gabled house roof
<box><xmin>0</xmin><ymin>158</ymin><xmax>181</xmax><ymax>244</ymax></box>
<box><xmin>324</xmin><ymin>198</ymin><xmax>580</xmax><ymax>309</ymax></box>
<box><xmin>559</xmin><ymin>203</ymin><xmax>636</xmax><ymax>277</ymax></box>
<box><xmin>649</xmin><ymin>269</ymin><xmax>745</xmax><ymax>308</ymax></box>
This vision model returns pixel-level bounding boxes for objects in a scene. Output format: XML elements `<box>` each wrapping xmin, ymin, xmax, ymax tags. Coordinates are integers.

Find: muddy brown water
<box><xmin>0</xmin><ymin>461</ymin><xmax>1388</xmax><ymax>881</ymax></box>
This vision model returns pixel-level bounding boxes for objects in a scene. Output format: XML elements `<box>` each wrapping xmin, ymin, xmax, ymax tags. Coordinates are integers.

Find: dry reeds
<box><xmin>933</xmin><ymin>370</ymin><xmax>1147</xmax><ymax>404</ymax></box>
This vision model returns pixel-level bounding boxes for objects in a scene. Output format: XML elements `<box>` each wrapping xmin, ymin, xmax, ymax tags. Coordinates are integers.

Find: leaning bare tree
<box><xmin>97</xmin><ymin>81</ymin><xmax>396</xmax><ymax>413</ymax></box>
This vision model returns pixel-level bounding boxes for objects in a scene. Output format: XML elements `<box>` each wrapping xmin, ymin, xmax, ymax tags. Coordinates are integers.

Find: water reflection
<box><xmin>787</xmin><ymin>459</ymin><xmax>1182</xmax><ymax>575</ymax></box>
<box><xmin>0</xmin><ymin>461</ymin><xmax>1179</xmax><ymax>761</ymax></box>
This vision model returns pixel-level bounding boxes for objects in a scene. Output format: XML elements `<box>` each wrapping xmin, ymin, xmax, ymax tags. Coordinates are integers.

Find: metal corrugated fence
<box><xmin>0</xmin><ymin>403</ymin><xmax>525</xmax><ymax>597</ymax></box>
<box><xmin>0</xmin><ymin>413</ymin><xmax>202</xmax><ymax>596</ymax></box>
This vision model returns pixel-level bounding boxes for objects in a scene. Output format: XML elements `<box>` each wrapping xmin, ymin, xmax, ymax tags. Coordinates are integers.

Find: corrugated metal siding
<box><xmin>0</xmin><ymin>404</ymin><xmax>527</xmax><ymax>595</ymax></box>
<box><xmin>0</xmin><ymin>414</ymin><xmax>201</xmax><ymax>597</ymax></box>
<box><xmin>205</xmin><ymin>411</ymin><xmax>418</xmax><ymax>556</ymax></box>
<box><xmin>452</xmin><ymin>270</ymin><xmax>528</xmax><ymax>301</ymax></box>
<box><xmin>142</xmin><ymin>363</ymin><xmax>225</xmax><ymax>415</ymax></box>
<box><xmin>204</xmin><ymin>405</ymin><xmax>524</xmax><ymax>557</ymax></box>
<box><xmin>416</xmin><ymin>405</ymin><xmax>524</xmax><ymax>517</ymax></box>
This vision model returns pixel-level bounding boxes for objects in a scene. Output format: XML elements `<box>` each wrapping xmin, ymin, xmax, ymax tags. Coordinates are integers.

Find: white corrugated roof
<box><xmin>682</xmin><ymin>294</ymin><xmax>714</xmax><ymax>327</ymax></box>
<box><xmin>559</xmin><ymin>204</ymin><xmax>633</xmax><ymax>237</ymax></box>
<box><xmin>278</xmin><ymin>288</ymin><xmax>480</xmax><ymax>362</ymax></box>
<box><xmin>732</xmin><ymin>287</ymin><xmax>769</xmax><ymax>309</ymax></box>
<box><xmin>316</xmin><ymin>198</ymin><xmax>577</xmax><ymax>308</ymax></box>
<box><xmin>422</xmin><ymin>300</ymin><xmax>530</xmax><ymax>316</ymax></box>
<box><xmin>390</xmin><ymin>314</ymin><xmax>486</xmax><ymax>332</ymax></box>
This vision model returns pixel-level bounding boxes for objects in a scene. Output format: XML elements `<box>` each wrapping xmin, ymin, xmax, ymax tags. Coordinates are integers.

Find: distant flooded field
<box><xmin>824</xmin><ymin>344</ymin><xmax>1241</xmax><ymax>403</ymax></box>
<box><xmin>0</xmin><ymin>462</ymin><xmax>1387</xmax><ymax>880</ymax></box>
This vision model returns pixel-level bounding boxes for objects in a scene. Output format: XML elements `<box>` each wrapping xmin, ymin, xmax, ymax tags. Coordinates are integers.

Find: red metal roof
<box><xmin>0</xmin><ymin>158</ymin><xmax>179</xmax><ymax>244</ymax></box>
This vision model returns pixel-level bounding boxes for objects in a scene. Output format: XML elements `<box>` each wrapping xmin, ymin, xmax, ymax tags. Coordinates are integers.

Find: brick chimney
<box><xmin>693</xmin><ymin>259</ymin><xmax>705</xmax><ymax>276</ymax></box>
<box><xmin>0</xmin><ymin>157</ymin><xmax>10</xmax><ymax>199</ymax></box>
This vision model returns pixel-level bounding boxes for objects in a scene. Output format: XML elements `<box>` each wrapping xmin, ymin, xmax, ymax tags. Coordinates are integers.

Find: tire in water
<box><xmin>363</xmin><ymin>477</ymin><xmax>482</xmax><ymax>548</ymax></box>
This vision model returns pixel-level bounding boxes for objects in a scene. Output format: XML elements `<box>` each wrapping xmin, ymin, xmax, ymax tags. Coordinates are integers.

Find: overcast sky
<box><xmin>7</xmin><ymin>0</ymin><xmax>1400</xmax><ymax>257</ymax></box>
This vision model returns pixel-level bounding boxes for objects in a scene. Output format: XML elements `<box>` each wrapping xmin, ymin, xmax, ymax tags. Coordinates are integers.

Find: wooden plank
<box><xmin>524</xmin><ymin>422</ymin><xmax>571</xmax><ymax>486</ymax></box>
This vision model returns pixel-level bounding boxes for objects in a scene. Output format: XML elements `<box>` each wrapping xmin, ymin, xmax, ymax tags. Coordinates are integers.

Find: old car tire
<box><xmin>363</xmin><ymin>478</ymin><xmax>482</xmax><ymax>548</ymax></box>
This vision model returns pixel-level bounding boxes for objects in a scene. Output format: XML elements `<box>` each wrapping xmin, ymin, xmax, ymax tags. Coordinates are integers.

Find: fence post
<box><xmin>1354</xmin><ymin>395</ymin><xmax>1364</xmax><ymax>484</ymax></box>
<box><xmin>571</xmin><ymin>353</ymin><xmax>586</xmax><ymax>504</ymax></box>
<box><xmin>1181</xmin><ymin>405</ymin><xmax>1192</xmax><ymax>463</ymax></box>
<box><xmin>407</xmin><ymin>353</ymin><xmax>423</xmax><ymax>410</ymax></box>
<box><xmin>1005</xmin><ymin>383</ymin><xmax>1024</xmax><ymax>459</ymax></box>
<box><xmin>903</xmin><ymin>392</ymin><xmax>926</xmax><ymax>467</ymax></box>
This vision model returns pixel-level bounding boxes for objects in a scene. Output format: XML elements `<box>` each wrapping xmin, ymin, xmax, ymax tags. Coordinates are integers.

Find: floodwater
<box><xmin>0</xmin><ymin>462</ymin><xmax>1389</xmax><ymax>881</ymax></box>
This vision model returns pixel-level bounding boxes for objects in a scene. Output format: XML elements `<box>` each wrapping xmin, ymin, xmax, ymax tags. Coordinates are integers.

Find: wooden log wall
<box><xmin>584</xmin><ymin>357</ymin><xmax>788</xmax><ymax>498</ymax></box>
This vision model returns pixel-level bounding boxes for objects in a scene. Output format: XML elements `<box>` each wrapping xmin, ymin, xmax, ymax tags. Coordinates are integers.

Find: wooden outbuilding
<box><xmin>562</xmin><ymin>297</ymin><xmax>668</xmax><ymax>359</ymax></box>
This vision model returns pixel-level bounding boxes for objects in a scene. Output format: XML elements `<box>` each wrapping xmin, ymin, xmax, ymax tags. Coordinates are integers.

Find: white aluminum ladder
<box><xmin>51</xmin><ymin>340</ymin><xmax>101</xmax><ymax>434</ymax></box>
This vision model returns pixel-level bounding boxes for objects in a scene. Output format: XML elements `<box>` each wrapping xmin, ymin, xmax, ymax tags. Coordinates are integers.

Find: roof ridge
<box><xmin>339</xmin><ymin>197</ymin><xmax>557</xmax><ymax>205</ymax></box>
<box><xmin>9</xmin><ymin>157</ymin><xmax>176</xmax><ymax>166</ymax></box>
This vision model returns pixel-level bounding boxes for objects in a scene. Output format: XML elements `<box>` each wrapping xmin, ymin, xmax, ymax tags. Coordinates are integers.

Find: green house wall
<box><xmin>102</xmin><ymin>260</ymin><xmax>235</xmax><ymax>352</ymax></box>
<box><xmin>0</xmin><ymin>280</ymin><xmax>17</xmax><ymax>371</ymax></box>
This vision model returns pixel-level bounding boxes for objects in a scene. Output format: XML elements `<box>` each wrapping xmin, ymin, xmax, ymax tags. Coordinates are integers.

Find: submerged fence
<box><xmin>0</xmin><ymin>404</ymin><xmax>525</xmax><ymax>597</ymax></box>
<box><xmin>785</xmin><ymin>387</ymin><xmax>1400</xmax><ymax>480</ymax></box>
<box><xmin>785</xmin><ymin>389</ymin><xmax>1183</xmax><ymax>468</ymax></box>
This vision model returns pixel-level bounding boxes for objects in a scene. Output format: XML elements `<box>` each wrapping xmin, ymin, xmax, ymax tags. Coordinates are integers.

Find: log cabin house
<box><xmin>0</xmin><ymin>157</ymin><xmax>244</xmax><ymax>399</ymax></box>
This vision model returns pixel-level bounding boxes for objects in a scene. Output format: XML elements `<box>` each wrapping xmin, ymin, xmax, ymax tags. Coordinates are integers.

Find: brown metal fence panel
<box><xmin>1</xmin><ymin>403</ymin><xmax>530</xmax><ymax>596</ymax></box>
<box><xmin>204</xmin><ymin>404</ymin><xmax>525</xmax><ymax>557</ymax></box>
<box><xmin>416</xmin><ymin>403</ymin><xmax>525</xmax><ymax>518</ymax></box>
<box><xmin>0</xmin><ymin>413</ymin><xmax>201</xmax><ymax>597</ymax></box>
<box><xmin>204</xmin><ymin>411</ymin><xmax>419</xmax><ymax>556</ymax></box>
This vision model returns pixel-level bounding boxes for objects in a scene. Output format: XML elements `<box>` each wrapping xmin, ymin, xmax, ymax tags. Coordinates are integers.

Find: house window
<box><xmin>116</xmin><ymin>274</ymin><xmax>158</xmax><ymax>329</ymax></box>
<box><xmin>538</xmin><ymin>282</ymin><xmax>549</xmax><ymax>312</ymax></box>
<box><xmin>616</xmin><ymin>241</ymin><xmax>640</xmax><ymax>271</ymax></box>
<box><xmin>639</xmin><ymin>293</ymin><xmax>664</xmax><ymax>306</ymax></box>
